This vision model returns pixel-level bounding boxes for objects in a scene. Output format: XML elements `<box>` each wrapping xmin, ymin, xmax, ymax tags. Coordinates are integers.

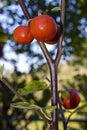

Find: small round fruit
<box><xmin>60</xmin><ymin>89</ymin><xmax>80</xmax><ymax>109</ymax></box>
<box><xmin>30</xmin><ymin>15</ymin><xmax>57</xmax><ymax>42</ymax></box>
<box><xmin>46</xmin><ymin>25</ymin><xmax>61</xmax><ymax>44</ymax></box>
<box><xmin>13</xmin><ymin>26</ymin><xmax>33</xmax><ymax>44</ymax></box>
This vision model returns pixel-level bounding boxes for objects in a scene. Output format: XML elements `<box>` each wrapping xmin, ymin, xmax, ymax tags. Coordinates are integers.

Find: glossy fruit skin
<box><xmin>46</xmin><ymin>25</ymin><xmax>61</xmax><ymax>44</ymax></box>
<box><xmin>13</xmin><ymin>26</ymin><xmax>33</xmax><ymax>44</ymax></box>
<box><xmin>30</xmin><ymin>15</ymin><xmax>57</xmax><ymax>42</ymax></box>
<box><xmin>60</xmin><ymin>89</ymin><xmax>80</xmax><ymax>109</ymax></box>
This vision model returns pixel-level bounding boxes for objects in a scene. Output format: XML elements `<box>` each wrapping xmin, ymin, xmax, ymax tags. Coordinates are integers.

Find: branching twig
<box><xmin>1</xmin><ymin>77</ymin><xmax>27</xmax><ymax>102</ymax></box>
<box><xmin>17</xmin><ymin>0</ymin><xmax>31</xmax><ymax>20</ymax></box>
<box><xmin>38</xmin><ymin>42</ymin><xmax>52</xmax><ymax>66</ymax></box>
<box><xmin>60</xmin><ymin>0</ymin><xmax>65</xmax><ymax>26</ymax></box>
<box><xmin>58</xmin><ymin>94</ymin><xmax>67</xmax><ymax>130</ymax></box>
<box><xmin>55</xmin><ymin>0</ymin><xmax>66</xmax><ymax>130</ymax></box>
<box><xmin>66</xmin><ymin>104</ymin><xmax>87</xmax><ymax>126</ymax></box>
<box><xmin>55</xmin><ymin>0</ymin><xmax>65</xmax><ymax>65</ymax></box>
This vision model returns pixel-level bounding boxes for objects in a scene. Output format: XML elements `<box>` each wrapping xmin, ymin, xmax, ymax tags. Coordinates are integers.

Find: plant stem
<box><xmin>49</xmin><ymin>61</ymin><xmax>58</xmax><ymax>130</ymax></box>
<box><xmin>38</xmin><ymin>42</ymin><xmax>59</xmax><ymax>130</ymax></box>
<box><xmin>55</xmin><ymin>0</ymin><xmax>65</xmax><ymax>65</ymax></box>
<box><xmin>58</xmin><ymin>96</ymin><xmax>67</xmax><ymax>130</ymax></box>
<box><xmin>1</xmin><ymin>77</ymin><xmax>27</xmax><ymax>102</ymax></box>
<box><xmin>55</xmin><ymin>0</ymin><xmax>66</xmax><ymax>130</ymax></box>
<box><xmin>17</xmin><ymin>0</ymin><xmax>31</xmax><ymax>20</ymax></box>
<box><xmin>38</xmin><ymin>42</ymin><xmax>52</xmax><ymax>66</ymax></box>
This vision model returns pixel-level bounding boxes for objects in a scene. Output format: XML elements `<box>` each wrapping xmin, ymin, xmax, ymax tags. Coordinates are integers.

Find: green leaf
<box><xmin>11</xmin><ymin>102</ymin><xmax>40</xmax><ymax>110</ymax></box>
<box><xmin>25</xmin><ymin>80</ymin><xmax>47</xmax><ymax>91</ymax></box>
<box><xmin>13</xmin><ymin>80</ymin><xmax>47</xmax><ymax>101</ymax></box>
<box><xmin>0</xmin><ymin>30</ymin><xmax>12</xmax><ymax>42</ymax></box>
<box><xmin>61</xmin><ymin>89</ymin><xmax>69</xmax><ymax>99</ymax></box>
<box><xmin>0</xmin><ymin>64</ymin><xmax>4</xmax><ymax>79</ymax></box>
<box><xmin>11</xmin><ymin>102</ymin><xmax>51</xmax><ymax>122</ymax></box>
<box><xmin>13</xmin><ymin>80</ymin><xmax>47</xmax><ymax>100</ymax></box>
<box><xmin>51</xmin><ymin>6</ymin><xmax>61</xmax><ymax>11</ymax></box>
<box><xmin>43</xmin><ymin>106</ymin><xmax>57</xmax><ymax>115</ymax></box>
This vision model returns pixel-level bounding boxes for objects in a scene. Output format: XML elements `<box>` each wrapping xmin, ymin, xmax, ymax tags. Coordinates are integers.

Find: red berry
<box><xmin>45</xmin><ymin>25</ymin><xmax>61</xmax><ymax>44</ymax></box>
<box><xmin>30</xmin><ymin>15</ymin><xmax>57</xmax><ymax>42</ymax></box>
<box><xmin>60</xmin><ymin>89</ymin><xmax>80</xmax><ymax>109</ymax></box>
<box><xmin>13</xmin><ymin>26</ymin><xmax>34</xmax><ymax>44</ymax></box>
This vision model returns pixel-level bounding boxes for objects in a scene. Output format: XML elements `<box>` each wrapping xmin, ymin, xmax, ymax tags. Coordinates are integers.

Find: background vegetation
<box><xmin>0</xmin><ymin>0</ymin><xmax>87</xmax><ymax>130</ymax></box>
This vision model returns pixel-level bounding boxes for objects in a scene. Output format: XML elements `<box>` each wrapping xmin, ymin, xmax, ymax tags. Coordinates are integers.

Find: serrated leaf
<box><xmin>51</xmin><ymin>6</ymin><xmax>61</xmax><ymax>11</ymax></box>
<box><xmin>11</xmin><ymin>102</ymin><xmax>51</xmax><ymax>122</ymax></box>
<box><xmin>13</xmin><ymin>80</ymin><xmax>47</xmax><ymax>101</ymax></box>
<box><xmin>0</xmin><ymin>64</ymin><xmax>4</xmax><ymax>79</ymax></box>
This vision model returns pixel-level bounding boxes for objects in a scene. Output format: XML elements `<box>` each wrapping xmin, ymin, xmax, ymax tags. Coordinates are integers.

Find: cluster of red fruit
<box><xmin>13</xmin><ymin>14</ymin><xmax>61</xmax><ymax>45</ymax></box>
<box><xmin>13</xmin><ymin>15</ymin><xmax>81</xmax><ymax>110</ymax></box>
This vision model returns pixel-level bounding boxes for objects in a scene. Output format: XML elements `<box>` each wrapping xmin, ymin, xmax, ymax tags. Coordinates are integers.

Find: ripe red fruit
<box><xmin>45</xmin><ymin>25</ymin><xmax>61</xmax><ymax>44</ymax></box>
<box><xmin>13</xmin><ymin>26</ymin><xmax>34</xmax><ymax>44</ymax></box>
<box><xmin>60</xmin><ymin>89</ymin><xmax>80</xmax><ymax>109</ymax></box>
<box><xmin>30</xmin><ymin>15</ymin><xmax>57</xmax><ymax>42</ymax></box>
